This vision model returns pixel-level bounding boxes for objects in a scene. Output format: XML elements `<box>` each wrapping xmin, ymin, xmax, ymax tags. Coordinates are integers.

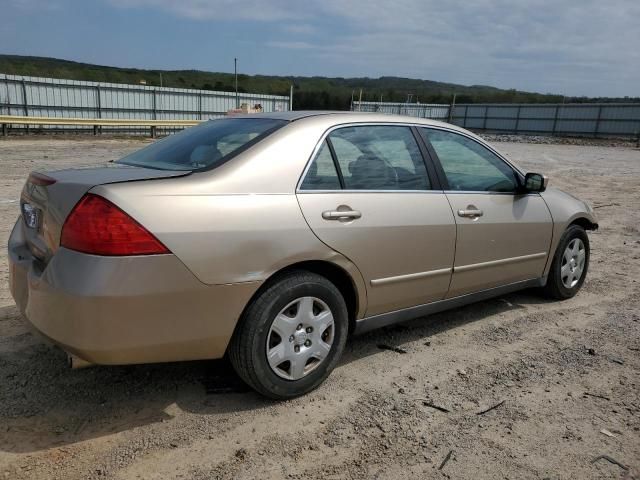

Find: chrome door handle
<box><xmin>458</xmin><ymin>209</ymin><xmax>484</xmax><ymax>218</ymax></box>
<box><xmin>322</xmin><ymin>209</ymin><xmax>362</xmax><ymax>220</ymax></box>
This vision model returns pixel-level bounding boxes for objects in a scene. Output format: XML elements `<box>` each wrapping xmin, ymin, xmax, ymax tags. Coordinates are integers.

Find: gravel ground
<box><xmin>0</xmin><ymin>136</ymin><xmax>639</xmax><ymax>479</ymax></box>
<box><xmin>480</xmin><ymin>133</ymin><xmax>639</xmax><ymax>148</ymax></box>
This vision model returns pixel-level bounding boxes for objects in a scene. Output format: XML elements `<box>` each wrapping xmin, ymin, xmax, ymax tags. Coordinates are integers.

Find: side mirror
<box><xmin>524</xmin><ymin>172</ymin><xmax>548</xmax><ymax>192</ymax></box>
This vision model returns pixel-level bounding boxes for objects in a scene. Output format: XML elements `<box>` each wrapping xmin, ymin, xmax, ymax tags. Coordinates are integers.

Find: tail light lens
<box><xmin>61</xmin><ymin>194</ymin><xmax>170</xmax><ymax>256</ymax></box>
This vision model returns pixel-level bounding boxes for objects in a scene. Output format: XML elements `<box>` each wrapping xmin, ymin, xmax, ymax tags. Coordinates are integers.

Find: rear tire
<box><xmin>228</xmin><ymin>271</ymin><xmax>348</xmax><ymax>399</ymax></box>
<box><xmin>543</xmin><ymin>224</ymin><xmax>590</xmax><ymax>300</ymax></box>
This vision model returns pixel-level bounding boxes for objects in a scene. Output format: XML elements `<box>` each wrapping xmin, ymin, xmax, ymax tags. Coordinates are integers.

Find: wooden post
<box><xmin>514</xmin><ymin>105</ymin><xmax>522</xmax><ymax>134</ymax></box>
<box><xmin>2</xmin><ymin>123</ymin><xmax>7</xmax><ymax>137</ymax></box>
<box><xmin>150</xmin><ymin>125</ymin><xmax>157</xmax><ymax>138</ymax></box>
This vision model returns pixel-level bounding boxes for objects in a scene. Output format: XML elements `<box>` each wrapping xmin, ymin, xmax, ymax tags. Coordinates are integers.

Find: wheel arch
<box><xmin>234</xmin><ymin>260</ymin><xmax>365</xmax><ymax>338</ymax></box>
<box><xmin>569</xmin><ymin>216</ymin><xmax>598</xmax><ymax>231</ymax></box>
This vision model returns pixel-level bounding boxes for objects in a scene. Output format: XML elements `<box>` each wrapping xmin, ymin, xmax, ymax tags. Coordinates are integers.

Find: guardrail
<box><xmin>0</xmin><ymin>114</ymin><xmax>201</xmax><ymax>137</ymax></box>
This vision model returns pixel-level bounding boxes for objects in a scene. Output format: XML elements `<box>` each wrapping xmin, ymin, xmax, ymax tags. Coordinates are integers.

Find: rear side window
<box><xmin>117</xmin><ymin>118</ymin><xmax>286</xmax><ymax>171</ymax></box>
<box><xmin>300</xmin><ymin>125</ymin><xmax>431</xmax><ymax>191</ymax></box>
<box><xmin>300</xmin><ymin>141</ymin><xmax>341</xmax><ymax>190</ymax></box>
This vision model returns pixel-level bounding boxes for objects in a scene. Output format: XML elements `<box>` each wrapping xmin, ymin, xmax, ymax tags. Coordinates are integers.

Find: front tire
<box><xmin>543</xmin><ymin>224</ymin><xmax>590</xmax><ymax>299</ymax></box>
<box><xmin>228</xmin><ymin>271</ymin><xmax>348</xmax><ymax>399</ymax></box>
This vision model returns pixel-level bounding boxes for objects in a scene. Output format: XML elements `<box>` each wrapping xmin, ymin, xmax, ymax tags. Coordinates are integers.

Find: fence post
<box><xmin>482</xmin><ymin>106</ymin><xmax>489</xmax><ymax>130</ymax></box>
<box><xmin>2</xmin><ymin>123</ymin><xmax>7</xmax><ymax>137</ymax></box>
<box><xmin>95</xmin><ymin>86</ymin><xmax>102</xmax><ymax>135</ymax></box>
<box><xmin>150</xmin><ymin>125</ymin><xmax>157</xmax><ymax>138</ymax></box>
<box><xmin>551</xmin><ymin>105</ymin><xmax>560</xmax><ymax>136</ymax></box>
<box><xmin>594</xmin><ymin>105</ymin><xmax>603</xmax><ymax>138</ymax></box>
<box><xmin>447</xmin><ymin>94</ymin><xmax>456</xmax><ymax>123</ymax></box>
<box><xmin>514</xmin><ymin>105</ymin><xmax>521</xmax><ymax>134</ymax></box>
<box><xmin>289</xmin><ymin>84</ymin><xmax>293</xmax><ymax>111</ymax></box>
<box><xmin>198</xmin><ymin>93</ymin><xmax>203</xmax><ymax>120</ymax></box>
<box><xmin>463</xmin><ymin>105</ymin><xmax>468</xmax><ymax>128</ymax></box>
<box><xmin>21</xmin><ymin>80</ymin><xmax>29</xmax><ymax>135</ymax></box>
<box><xmin>152</xmin><ymin>89</ymin><xmax>157</xmax><ymax>120</ymax></box>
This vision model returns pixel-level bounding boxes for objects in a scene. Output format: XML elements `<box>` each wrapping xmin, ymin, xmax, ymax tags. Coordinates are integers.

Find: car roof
<box><xmin>231</xmin><ymin>110</ymin><xmax>454</xmax><ymax>128</ymax></box>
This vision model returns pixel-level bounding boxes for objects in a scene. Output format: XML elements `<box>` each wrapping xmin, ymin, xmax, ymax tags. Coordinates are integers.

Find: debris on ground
<box><xmin>591</xmin><ymin>455</ymin><xmax>629</xmax><ymax>471</ymax></box>
<box><xmin>421</xmin><ymin>401</ymin><xmax>450</xmax><ymax>413</ymax></box>
<box><xmin>438</xmin><ymin>450</ymin><xmax>454</xmax><ymax>470</ymax></box>
<box><xmin>476</xmin><ymin>400</ymin><xmax>506</xmax><ymax>416</ymax></box>
<box><xmin>377</xmin><ymin>344</ymin><xmax>408</xmax><ymax>354</ymax></box>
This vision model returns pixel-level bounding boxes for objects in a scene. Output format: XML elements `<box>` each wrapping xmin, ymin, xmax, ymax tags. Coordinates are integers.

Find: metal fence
<box><xmin>0</xmin><ymin>73</ymin><xmax>290</xmax><ymax>134</ymax></box>
<box><xmin>352</xmin><ymin>100</ymin><xmax>640</xmax><ymax>138</ymax></box>
<box><xmin>451</xmin><ymin>103</ymin><xmax>640</xmax><ymax>137</ymax></box>
<box><xmin>352</xmin><ymin>101</ymin><xmax>450</xmax><ymax>120</ymax></box>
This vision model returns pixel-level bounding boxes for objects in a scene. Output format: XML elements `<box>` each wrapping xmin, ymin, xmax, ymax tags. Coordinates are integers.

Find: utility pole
<box><xmin>234</xmin><ymin>58</ymin><xmax>239</xmax><ymax>108</ymax></box>
<box><xmin>159</xmin><ymin>72</ymin><xmax>163</xmax><ymax>88</ymax></box>
<box><xmin>358</xmin><ymin>88</ymin><xmax>363</xmax><ymax>111</ymax></box>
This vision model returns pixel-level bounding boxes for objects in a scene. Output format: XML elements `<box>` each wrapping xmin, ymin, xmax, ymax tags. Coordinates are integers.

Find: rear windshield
<box><xmin>116</xmin><ymin>118</ymin><xmax>287</xmax><ymax>171</ymax></box>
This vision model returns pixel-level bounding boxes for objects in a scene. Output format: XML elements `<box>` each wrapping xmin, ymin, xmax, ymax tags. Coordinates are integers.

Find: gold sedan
<box><xmin>9</xmin><ymin>112</ymin><xmax>597</xmax><ymax>398</ymax></box>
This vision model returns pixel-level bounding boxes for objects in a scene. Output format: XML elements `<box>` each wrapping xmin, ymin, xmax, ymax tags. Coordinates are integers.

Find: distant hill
<box><xmin>1</xmin><ymin>54</ymin><xmax>635</xmax><ymax>109</ymax></box>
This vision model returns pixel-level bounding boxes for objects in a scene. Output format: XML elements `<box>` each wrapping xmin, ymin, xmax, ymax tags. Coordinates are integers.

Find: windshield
<box><xmin>116</xmin><ymin>118</ymin><xmax>287</xmax><ymax>171</ymax></box>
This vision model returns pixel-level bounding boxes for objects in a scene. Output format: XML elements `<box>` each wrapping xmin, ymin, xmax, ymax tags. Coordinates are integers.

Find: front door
<box><xmin>296</xmin><ymin>125</ymin><xmax>456</xmax><ymax>316</ymax></box>
<box><xmin>419</xmin><ymin>128</ymin><xmax>553</xmax><ymax>298</ymax></box>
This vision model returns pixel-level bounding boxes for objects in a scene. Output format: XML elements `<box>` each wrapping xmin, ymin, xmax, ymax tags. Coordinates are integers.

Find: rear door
<box><xmin>296</xmin><ymin>124</ymin><xmax>456</xmax><ymax>316</ymax></box>
<box><xmin>418</xmin><ymin>128</ymin><xmax>553</xmax><ymax>298</ymax></box>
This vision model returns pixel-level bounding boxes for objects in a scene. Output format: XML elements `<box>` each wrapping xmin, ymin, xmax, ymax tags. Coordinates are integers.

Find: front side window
<box><xmin>328</xmin><ymin>126</ymin><xmax>431</xmax><ymax>190</ymax></box>
<box><xmin>117</xmin><ymin>118</ymin><xmax>286</xmax><ymax>171</ymax></box>
<box><xmin>420</xmin><ymin>129</ymin><xmax>518</xmax><ymax>192</ymax></box>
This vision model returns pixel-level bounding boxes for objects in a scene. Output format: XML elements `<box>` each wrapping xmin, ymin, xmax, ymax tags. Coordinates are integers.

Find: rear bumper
<box><xmin>8</xmin><ymin>219</ymin><xmax>259</xmax><ymax>365</ymax></box>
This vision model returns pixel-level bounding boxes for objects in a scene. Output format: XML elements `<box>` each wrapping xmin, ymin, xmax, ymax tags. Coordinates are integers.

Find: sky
<box><xmin>1</xmin><ymin>0</ymin><xmax>639</xmax><ymax>97</ymax></box>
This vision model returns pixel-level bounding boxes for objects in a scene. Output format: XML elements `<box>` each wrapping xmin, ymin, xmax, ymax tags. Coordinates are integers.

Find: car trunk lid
<box><xmin>19</xmin><ymin>164</ymin><xmax>190</xmax><ymax>263</ymax></box>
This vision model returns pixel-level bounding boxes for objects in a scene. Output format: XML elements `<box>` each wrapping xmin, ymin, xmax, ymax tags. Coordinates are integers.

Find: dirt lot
<box><xmin>0</xmin><ymin>137</ymin><xmax>639</xmax><ymax>479</ymax></box>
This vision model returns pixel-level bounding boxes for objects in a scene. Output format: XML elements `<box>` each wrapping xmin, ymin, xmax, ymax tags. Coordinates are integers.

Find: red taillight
<box><xmin>61</xmin><ymin>194</ymin><xmax>170</xmax><ymax>256</ymax></box>
<box><xmin>28</xmin><ymin>172</ymin><xmax>57</xmax><ymax>186</ymax></box>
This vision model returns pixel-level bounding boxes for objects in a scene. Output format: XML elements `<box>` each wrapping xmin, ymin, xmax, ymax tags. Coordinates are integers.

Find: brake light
<box><xmin>61</xmin><ymin>194</ymin><xmax>170</xmax><ymax>256</ymax></box>
<box><xmin>28</xmin><ymin>172</ymin><xmax>57</xmax><ymax>186</ymax></box>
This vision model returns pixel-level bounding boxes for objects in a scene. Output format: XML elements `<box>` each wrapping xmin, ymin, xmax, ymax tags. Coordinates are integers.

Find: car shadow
<box><xmin>0</xmin><ymin>288</ymin><xmax>547</xmax><ymax>453</ymax></box>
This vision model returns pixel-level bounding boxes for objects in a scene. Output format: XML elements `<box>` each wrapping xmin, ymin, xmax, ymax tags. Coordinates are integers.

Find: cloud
<box><xmin>106</xmin><ymin>0</ymin><xmax>309</xmax><ymax>21</ymax></box>
<box><xmin>267</xmin><ymin>41</ymin><xmax>315</xmax><ymax>50</ymax></box>
<box><xmin>78</xmin><ymin>0</ymin><xmax>640</xmax><ymax>95</ymax></box>
<box><xmin>282</xmin><ymin>24</ymin><xmax>316</xmax><ymax>35</ymax></box>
